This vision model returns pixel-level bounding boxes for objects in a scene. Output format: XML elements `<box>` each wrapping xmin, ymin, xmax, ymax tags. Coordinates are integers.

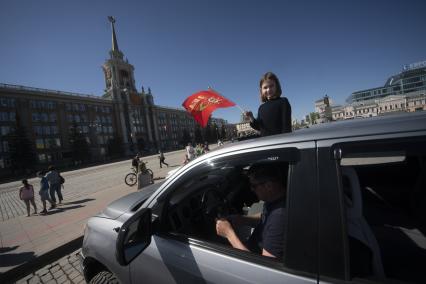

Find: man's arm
<box><xmin>262</xmin><ymin>249</ymin><xmax>276</xmax><ymax>258</ymax></box>
<box><xmin>216</xmin><ymin>219</ymin><xmax>249</xmax><ymax>252</ymax></box>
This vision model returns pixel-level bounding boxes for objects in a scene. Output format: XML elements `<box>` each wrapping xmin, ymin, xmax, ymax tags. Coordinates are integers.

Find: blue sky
<box><xmin>1</xmin><ymin>0</ymin><xmax>425</xmax><ymax>123</ymax></box>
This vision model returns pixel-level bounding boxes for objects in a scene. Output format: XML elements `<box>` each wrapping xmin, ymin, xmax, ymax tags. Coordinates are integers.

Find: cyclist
<box><xmin>138</xmin><ymin>159</ymin><xmax>148</xmax><ymax>173</ymax></box>
<box><xmin>132</xmin><ymin>154</ymin><xmax>140</xmax><ymax>173</ymax></box>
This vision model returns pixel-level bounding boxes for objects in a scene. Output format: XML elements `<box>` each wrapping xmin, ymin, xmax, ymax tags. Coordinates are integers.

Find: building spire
<box><xmin>108</xmin><ymin>16</ymin><xmax>119</xmax><ymax>52</ymax></box>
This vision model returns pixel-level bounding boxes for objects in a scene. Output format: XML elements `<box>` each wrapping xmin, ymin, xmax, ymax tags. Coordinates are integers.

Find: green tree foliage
<box><xmin>69</xmin><ymin>124</ymin><xmax>91</xmax><ymax>164</ymax></box>
<box><xmin>308</xmin><ymin>112</ymin><xmax>320</xmax><ymax>124</ymax></box>
<box><xmin>7</xmin><ymin>113</ymin><xmax>37</xmax><ymax>174</ymax></box>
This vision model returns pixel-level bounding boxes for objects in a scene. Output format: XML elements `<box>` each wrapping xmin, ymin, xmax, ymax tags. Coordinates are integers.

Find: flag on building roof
<box><xmin>182</xmin><ymin>89</ymin><xmax>235</xmax><ymax>127</ymax></box>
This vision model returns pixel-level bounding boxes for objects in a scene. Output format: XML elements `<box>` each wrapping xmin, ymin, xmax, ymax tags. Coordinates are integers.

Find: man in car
<box><xmin>215</xmin><ymin>163</ymin><xmax>287</xmax><ymax>258</ymax></box>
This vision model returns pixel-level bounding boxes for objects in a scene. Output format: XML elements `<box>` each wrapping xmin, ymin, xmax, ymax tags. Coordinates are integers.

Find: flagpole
<box><xmin>208</xmin><ymin>86</ymin><xmax>245</xmax><ymax>114</ymax></box>
<box><xmin>235</xmin><ymin>104</ymin><xmax>245</xmax><ymax>114</ymax></box>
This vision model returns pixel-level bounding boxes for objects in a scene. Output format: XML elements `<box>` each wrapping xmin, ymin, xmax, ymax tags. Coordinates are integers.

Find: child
<box><xmin>245</xmin><ymin>72</ymin><xmax>292</xmax><ymax>136</ymax></box>
<box><xmin>19</xmin><ymin>179</ymin><xmax>37</xmax><ymax>217</ymax></box>
<box><xmin>37</xmin><ymin>171</ymin><xmax>56</xmax><ymax>214</ymax></box>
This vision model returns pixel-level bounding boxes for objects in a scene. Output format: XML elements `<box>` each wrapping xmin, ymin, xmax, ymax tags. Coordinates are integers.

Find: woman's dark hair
<box><xmin>259</xmin><ymin>72</ymin><xmax>283</xmax><ymax>103</ymax></box>
<box><xmin>22</xmin><ymin>179</ymin><xmax>29</xmax><ymax>186</ymax></box>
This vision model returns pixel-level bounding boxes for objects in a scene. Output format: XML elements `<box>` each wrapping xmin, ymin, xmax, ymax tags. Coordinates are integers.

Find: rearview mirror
<box><xmin>116</xmin><ymin>208</ymin><xmax>152</xmax><ymax>266</ymax></box>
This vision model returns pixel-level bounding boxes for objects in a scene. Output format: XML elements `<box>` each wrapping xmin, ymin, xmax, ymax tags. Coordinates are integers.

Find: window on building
<box><xmin>36</xmin><ymin>139</ymin><xmax>44</xmax><ymax>149</ymax></box>
<box><xmin>38</xmin><ymin>153</ymin><xmax>47</xmax><ymax>163</ymax></box>
<box><xmin>43</xmin><ymin>126</ymin><xmax>51</xmax><ymax>135</ymax></box>
<box><xmin>41</xmin><ymin>113</ymin><xmax>48</xmax><ymax>122</ymax></box>
<box><xmin>10</xmin><ymin>112</ymin><xmax>16</xmax><ymax>121</ymax></box>
<box><xmin>0</xmin><ymin>112</ymin><xmax>8</xmax><ymax>121</ymax></box>
<box><xmin>32</xmin><ymin>113</ymin><xmax>40</xmax><ymax>122</ymax></box>
<box><xmin>2</xmin><ymin>141</ymin><xmax>9</xmax><ymax>152</ymax></box>
<box><xmin>49</xmin><ymin>113</ymin><xmax>57</xmax><ymax>122</ymax></box>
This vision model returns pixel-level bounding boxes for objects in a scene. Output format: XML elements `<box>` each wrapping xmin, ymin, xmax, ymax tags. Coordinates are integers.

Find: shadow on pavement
<box><xmin>44</xmin><ymin>205</ymin><xmax>85</xmax><ymax>215</ymax></box>
<box><xmin>61</xmin><ymin>198</ymin><xmax>95</xmax><ymax>205</ymax></box>
<box><xmin>0</xmin><ymin>251</ymin><xmax>35</xmax><ymax>267</ymax></box>
<box><xmin>0</xmin><ymin>246</ymin><xmax>19</xmax><ymax>254</ymax></box>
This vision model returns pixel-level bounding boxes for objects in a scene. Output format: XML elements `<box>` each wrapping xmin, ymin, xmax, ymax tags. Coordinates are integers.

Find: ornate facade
<box><xmin>0</xmin><ymin>17</ymin><xmax>227</xmax><ymax>175</ymax></box>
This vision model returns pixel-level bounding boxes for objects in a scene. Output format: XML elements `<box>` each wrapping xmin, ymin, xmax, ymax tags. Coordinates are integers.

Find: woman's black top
<box><xmin>250</xmin><ymin>97</ymin><xmax>292</xmax><ymax>136</ymax></box>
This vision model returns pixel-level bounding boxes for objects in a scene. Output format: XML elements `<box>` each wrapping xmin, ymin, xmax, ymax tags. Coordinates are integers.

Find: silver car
<box><xmin>80</xmin><ymin>112</ymin><xmax>426</xmax><ymax>284</ymax></box>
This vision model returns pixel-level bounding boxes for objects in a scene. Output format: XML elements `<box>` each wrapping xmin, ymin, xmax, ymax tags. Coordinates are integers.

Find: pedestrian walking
<box><xmin>19</xmin><ymin>179</ymin><xmax>37</xmax><ymax>217</ymax></box>
<box><xmin>46</xmin><ymin>165</ymin><xmax>63</xmax><ymax>204</ymax></box>
<box><xmin>186</xmin><ymin>143</ymin><xmax>195</xmax><ymax>161</ymax></box>
<box><xmin>195</xmin><ymin>144</ymin><xmax>204</xmax><ymax>157</ymax></box>
<box><xmin>158</xmin><ymin>150</ymin><xmax>169</xmax><ymax>168</ymax></box>
<box><xmin>37</xmin><ymin>171</ymin><xmax>56</xmax><ymax>214</ymax></box>
<box><xmin>245</xmin><ymin>72</ymin><xmax>292</xmax><ymax>136</ymax></box>
<box><xmin>203</xmin><ymin>142</ymin><xmax>210</xmax><ymax>153</ymax></box>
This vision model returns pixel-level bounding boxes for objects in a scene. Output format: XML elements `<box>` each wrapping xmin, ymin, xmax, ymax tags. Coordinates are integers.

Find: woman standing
<box><xmin>245</xmin><ymin>72</ymin><xmax>292</xmax><ymax>136</ymax></box>
<box><xmin>19</xmin><ymin>179</ymin><xmax>37</xmax><ymax>217</ymax></box>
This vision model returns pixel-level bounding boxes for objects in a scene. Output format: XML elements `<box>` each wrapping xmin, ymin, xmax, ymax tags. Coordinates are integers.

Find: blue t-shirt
<box><xmin>40</xmin><ymin>176</ymin><xmax>49</xmax><ymax>191</ymax></box>
<box><xmin>248</xmin><ymin>198</ymin><xmax>286</xmax><ymax>258</ymax></box>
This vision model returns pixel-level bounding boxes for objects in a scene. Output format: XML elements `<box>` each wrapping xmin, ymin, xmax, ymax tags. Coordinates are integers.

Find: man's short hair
<box><xmin>248</xmin><ymin>162</ymin><xmax>288</xmax><ymax>185</ymax></box>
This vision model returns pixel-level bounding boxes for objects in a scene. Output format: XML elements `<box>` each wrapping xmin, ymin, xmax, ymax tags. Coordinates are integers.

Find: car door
<box><xmin>129</xmin><ymin>142</ymin><xmax>319</xmax><ymax>283</ymax></box>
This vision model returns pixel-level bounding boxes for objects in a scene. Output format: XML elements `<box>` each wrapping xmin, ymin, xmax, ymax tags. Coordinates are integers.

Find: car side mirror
<box><xmin>116</xmin><ymin>208</ymin><xmax>152</xmax><ymax>266</ymax></box>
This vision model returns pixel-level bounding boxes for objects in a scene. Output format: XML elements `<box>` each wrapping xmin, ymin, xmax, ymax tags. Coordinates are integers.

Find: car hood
<box><xmin>97</xmin><ymin>182</ymin><xmax>163</xmax><ymax>220</ymax></box>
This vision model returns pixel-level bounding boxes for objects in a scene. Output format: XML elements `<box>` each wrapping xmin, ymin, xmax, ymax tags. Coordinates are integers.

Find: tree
<box><xmin>308</xmin><ymin>112</ymin><xmax>320</xmax><ymax>125</ymax></box>
<box><xmin>69</xmin><ymin>123</ymin><xmax>91</xmax><ymax>164</ymax></box>
<box><xmin>107</xmin><ymin>136</ymin><xmax>125</xmax><ymax>158</ymax></box>
<box><xmin>7</xmin><ymin>113</ymin><xmax>37</xmax><ymax>174</ymax></box>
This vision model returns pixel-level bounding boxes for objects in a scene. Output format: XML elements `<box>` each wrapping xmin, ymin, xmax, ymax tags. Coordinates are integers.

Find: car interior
<box><xmin>157</xmin><ymin>157</ymin><xmax>293</xmax><ymax>250</ymax></box>
<box><xmin>341</xmin><ymin>147</ymin><xmax>426</xmax><ymax>283</ymax></box>
<box><xmin>163</xmin><ymin>163</ymin><xmax>260</xmax><ymax>244</ymax></box>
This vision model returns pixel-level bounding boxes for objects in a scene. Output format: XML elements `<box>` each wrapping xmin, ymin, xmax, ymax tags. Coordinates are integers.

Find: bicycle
<box><xmin>124</xmin><ymin>162</ymin><xmax>154</xmax><ymax>186</ymax></box>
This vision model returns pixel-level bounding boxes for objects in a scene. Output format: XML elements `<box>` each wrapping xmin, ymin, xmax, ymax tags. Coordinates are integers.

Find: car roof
<box><xmin>213</xmin><ymin>112</ymin><xmax>426</xmax><ymax>156</ymax></box>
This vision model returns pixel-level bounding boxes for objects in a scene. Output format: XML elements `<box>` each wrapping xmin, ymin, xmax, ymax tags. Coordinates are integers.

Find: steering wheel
<box><xmin>200</xmin><ymin>187</ymin><xmax>231</xmax><ymax>219</ymax></box>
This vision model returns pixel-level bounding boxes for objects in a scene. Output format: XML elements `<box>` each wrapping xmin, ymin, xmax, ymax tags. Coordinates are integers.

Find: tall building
<box><xmin>347</xmin><ymin>60</ymin><xmax>426</xmax><ymax>104</ymax></box>
<box><xmin>0</xmin><ymin>17</ymin><xmax>228</xmax><ymax>177</ymax></box>
<box><xmin>311</xmin><ymin>61</ymin><xmax>426</xmax><ymax>122</ymax></box>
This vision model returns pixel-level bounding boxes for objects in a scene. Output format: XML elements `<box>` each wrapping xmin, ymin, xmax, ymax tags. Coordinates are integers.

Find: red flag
<box><xmin>182</xmin><ymin>89</ymin><xmax>235</xmax><ymax>127</ymax></box>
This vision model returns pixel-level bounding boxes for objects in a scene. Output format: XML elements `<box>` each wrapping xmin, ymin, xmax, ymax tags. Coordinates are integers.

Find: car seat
<box><xmin>341</xmin><ymin>166</ymin><xmax>386</xmax><ymax>281</ymax></box>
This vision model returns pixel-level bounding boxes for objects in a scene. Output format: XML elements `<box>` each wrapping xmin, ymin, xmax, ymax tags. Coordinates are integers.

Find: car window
<box><xmin>157</xmin><ymin>148</ymin><xmax>299</xmax><ymax>263</ymax></box>
<box><xmin>336</xmin><ymin>137</ymin><xmax>426</xmax><ymax>283</ymax></box>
